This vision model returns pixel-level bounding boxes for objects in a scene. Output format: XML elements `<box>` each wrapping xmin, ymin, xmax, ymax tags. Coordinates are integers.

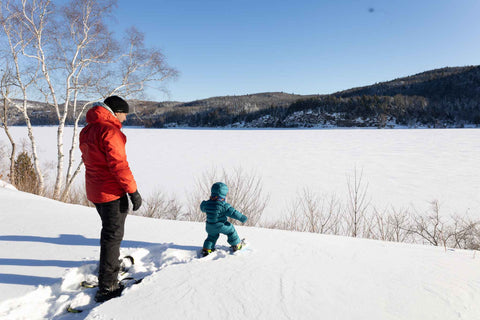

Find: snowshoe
<box><xmin>66</xmin><ymin>305</ymin><xmax>83</xmax><ymax>313</ymax></box>
<box><xmin>68</xmin><ymin>276</ymin><xmax>144</xmax><ymax>312</ymax></box>
<box><xmin>80</xmin><ymin>279</ymin><xmax>98</xmax><ymax>288</ymax></box>
<box><xmin>119</xmin><ymin>255</ymin><xmax>134</xmax><ymax>275</ymax></box>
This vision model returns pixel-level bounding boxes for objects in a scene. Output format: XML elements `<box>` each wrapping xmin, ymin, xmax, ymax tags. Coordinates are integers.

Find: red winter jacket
<box><xmin>80</xmin><ymin>104</ymin><xmax>137</xmax><ymax>203</ymax></box>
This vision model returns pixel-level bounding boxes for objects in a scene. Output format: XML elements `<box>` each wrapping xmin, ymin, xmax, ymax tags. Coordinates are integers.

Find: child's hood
<box><xmin>211</xmin><ymin>182</ymin><xmax>228</xmax><ymax>198</ymax></box>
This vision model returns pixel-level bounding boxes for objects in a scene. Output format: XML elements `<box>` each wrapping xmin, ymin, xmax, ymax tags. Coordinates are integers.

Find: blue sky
<box><xmin>112</xmin><ymin>0</ymin><xmax>480</xmax><ymax>102</ymax></box>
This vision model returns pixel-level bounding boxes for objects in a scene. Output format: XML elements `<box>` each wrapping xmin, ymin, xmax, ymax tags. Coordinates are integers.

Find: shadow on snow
<box><xmin>0</xmin><ymin>234</ymin><xmax>157</xmax><ymax>248</ymax></box>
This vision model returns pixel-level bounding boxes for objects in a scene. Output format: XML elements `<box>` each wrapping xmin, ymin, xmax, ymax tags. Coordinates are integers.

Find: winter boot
<box><xmin>94</xmin><ymin>282</ymin><xmax>125</xmax><ymax>303</ymax></box>
<box><xmin>231</xmin><ymin>242</ymin><xmax>243</xmax><ymax>252</ymax></box>
<box><xmin>201</xmin><ymin>248</ymin><xmax>215</xmax><ymax>257</ymax></box>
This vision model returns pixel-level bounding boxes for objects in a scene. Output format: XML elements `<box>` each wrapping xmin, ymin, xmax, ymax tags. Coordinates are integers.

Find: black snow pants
<box><xmin>94</xmin><ymin>194</ymin><xmax>129</xmax><ymax>289</ymax></box>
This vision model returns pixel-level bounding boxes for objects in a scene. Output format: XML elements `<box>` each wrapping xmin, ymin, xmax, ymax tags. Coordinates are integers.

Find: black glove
<box><xmin>129</xmin><ymin>190</ymin><xmax>142</xmax><ymax>211</ymax></box>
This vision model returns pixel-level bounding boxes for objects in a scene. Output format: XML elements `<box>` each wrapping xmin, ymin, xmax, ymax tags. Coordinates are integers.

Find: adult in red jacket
<box><xmin>80</xmin><ymin>95</ymin><xmax>142</xmax><ymax>302</ymax></box>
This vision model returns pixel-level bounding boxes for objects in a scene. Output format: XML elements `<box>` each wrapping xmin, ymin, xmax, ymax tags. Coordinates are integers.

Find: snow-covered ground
<box><xmin>1</xmin><ymin>127</ymin><xmax>479</xmax><ymax>221</ymax></box>
<box><xmin>0</xmin><ymin>185</ymin><xmax>479</xmax><ymax>320</ymax></box>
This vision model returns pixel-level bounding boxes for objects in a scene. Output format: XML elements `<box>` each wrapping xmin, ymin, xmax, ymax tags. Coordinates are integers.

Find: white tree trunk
<box><xmin>63</xmin><ymin>99</ymin><xmax>91</xmax><ymax>201</ymax></box>
<box><xmin>1</xmin><ymin>96</ymin><xmax>16</xmax><ymax>184</ymax></box>
<box><xmin>53</xmin><ymin>120</ymin><xmax>65</xmax><ymax>199</ymax></box>
<box><xmin>22</xmin><ymin>103</ymin><xmax>45</xmax><ymax>195</ymax></box>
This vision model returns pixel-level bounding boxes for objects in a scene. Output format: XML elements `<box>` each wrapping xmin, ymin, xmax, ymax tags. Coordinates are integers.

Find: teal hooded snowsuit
<box><xmin>201</xmin><ymin>182</ymin><xmax>248</xmax><ymax>250</ymax></box>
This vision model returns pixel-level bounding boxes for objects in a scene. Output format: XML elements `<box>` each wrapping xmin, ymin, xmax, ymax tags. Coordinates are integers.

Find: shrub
<box><xmin>186</xmin><ymin>167</ymin><xmax>269</xmax><ymax>226</ymax></box>
<box><xmin>13</xmin><ymin>151</ymin><xmax>39</xmax><ymax>194</ymax></box>
<box><xmin>136</xmin><ymin>190</ymin><xmax>184</xmax><ymax>220</ymax></box>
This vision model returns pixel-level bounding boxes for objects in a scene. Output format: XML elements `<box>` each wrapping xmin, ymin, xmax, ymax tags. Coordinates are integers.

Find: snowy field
<box><xmin>1</xmin><ymin>127</ymin><xmax>479</xmax><ymax>221</ymax></box>
<box><xmin>0</xmin><ymin>185</ymin><xmax>479</xmax><ymax>320</ymax></box>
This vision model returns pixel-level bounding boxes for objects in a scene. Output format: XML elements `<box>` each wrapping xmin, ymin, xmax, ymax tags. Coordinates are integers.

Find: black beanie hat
<box><xmin>104</xmin><ymin>96</ymin><xmax>129</xmax><ymax>113</ymax></box>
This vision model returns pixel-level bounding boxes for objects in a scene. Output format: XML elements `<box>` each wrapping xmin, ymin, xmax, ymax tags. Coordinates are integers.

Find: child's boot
<box><xmin>231</xmin><ymin>242</ymin><xmax>243</xmax><ymax>252</ymax></box>
<box><xmin>202</xmin><ymin>248</ymin><xmax>215</xmax><ymax>257</ymax></box>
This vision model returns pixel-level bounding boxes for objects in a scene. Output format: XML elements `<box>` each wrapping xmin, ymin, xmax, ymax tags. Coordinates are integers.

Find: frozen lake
<box><xmin>1</xmin><ymin>127</ymin><xmax>479</xmax><ymax>221</ymax></box>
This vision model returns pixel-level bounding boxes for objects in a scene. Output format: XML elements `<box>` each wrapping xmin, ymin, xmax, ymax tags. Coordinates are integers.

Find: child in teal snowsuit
<box><xmin>201</xmin><ymin>182</ymin><xmax>248</xmax><ymax>256</ymax></box>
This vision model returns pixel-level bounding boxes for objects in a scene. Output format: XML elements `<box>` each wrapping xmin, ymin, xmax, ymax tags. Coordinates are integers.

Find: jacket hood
<box><xmin>85</xmin><ymin>103</ymin><xmax>122</xmax><ymax>129</ymax></box>
<box><xmin>211</xmin><ymin>182</ymin><xmax>228</xmax><ymax>198</ymax></box>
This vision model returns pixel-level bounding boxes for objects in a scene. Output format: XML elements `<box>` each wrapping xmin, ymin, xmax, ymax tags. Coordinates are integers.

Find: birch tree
<box><xmin>54</xmin><ymin>0</ymin><xmax>118</xmax><ymax>200</ymax></box>
<box><xmin>0</xmin><ymin>0</ymin><xmax>46</xmax><ymax>194</ymax></box>
<box><xmin>0</xmin><ymin>67</ymin><xmax>17</xmax><ymax>184</ymax></box>
<box><xmin>1</xmin><ymin>0</ymin><xmax>177</xmax><ymax>200</ymax></box>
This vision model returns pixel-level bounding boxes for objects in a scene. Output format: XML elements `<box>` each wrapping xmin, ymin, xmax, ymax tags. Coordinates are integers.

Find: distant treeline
<box><xmin>6</xmin><ymin>66</ymin><xmax>480</xmax><ymax>128</ymax></box>
<box><xmin>141</xmin><ymin>93</ymin><xmax>480</xmax><ymax>128</ymax></box>
<box><xmin>134</xmin><ymin>65</ymin><xmax>480</xmax><ymax>128</ymax></box>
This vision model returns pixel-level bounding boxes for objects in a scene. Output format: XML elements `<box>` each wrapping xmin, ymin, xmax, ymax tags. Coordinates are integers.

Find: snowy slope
<box><xmin>0</xmin><ymin>186</ymin><xmax>480</xmax><ymax>320</ymax></box>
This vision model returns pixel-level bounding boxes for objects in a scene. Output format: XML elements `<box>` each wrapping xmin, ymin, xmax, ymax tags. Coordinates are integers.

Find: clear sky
<box><xmin>111</xmin><ymin>0</ymin><xmax>480</xmax><ymax>102</ymax></box>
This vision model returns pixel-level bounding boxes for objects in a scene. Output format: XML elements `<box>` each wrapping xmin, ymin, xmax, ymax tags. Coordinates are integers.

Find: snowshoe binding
<box><xmin>94</xmin><ymin>282</ymin><xmax>125</xmax><ymax>303</ymax></box>
<box><xmin>119</xmin><ymin>255</ymin><xmax>134</xmax><ymax>275</ymax></box>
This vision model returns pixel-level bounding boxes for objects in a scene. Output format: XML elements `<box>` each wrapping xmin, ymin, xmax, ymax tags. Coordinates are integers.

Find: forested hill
<box><xmin>335</xmin><ymin>66</ymin><xmax>480</xmax><ymax>101</ymax></box>
<box><xmin>135</xmin><ymin>65</ymin><xmax>480</xmax><ymax>128</ymax></box>
<box><xmin>5</xmin><ymin>65</ymin><xmax>480</xmax><ymax>128</ymax></box>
